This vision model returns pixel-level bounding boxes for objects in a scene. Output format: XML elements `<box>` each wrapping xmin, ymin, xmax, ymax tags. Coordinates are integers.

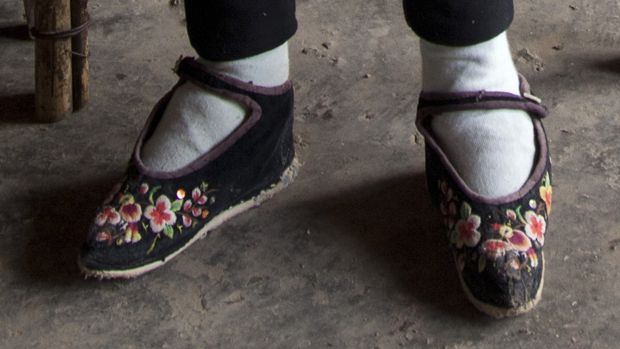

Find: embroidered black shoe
<box><xmin>416</xmin><ymin>76</ymin><xmax>552</xmax><ymax>318</ymax></box>
<box><xmin>79</xmin><ymin>57</ymin><xmax>299</xmax><ymax>279</ymax></box>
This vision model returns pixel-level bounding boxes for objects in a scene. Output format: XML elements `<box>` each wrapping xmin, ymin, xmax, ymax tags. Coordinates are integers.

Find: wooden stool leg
<box><xmin>34</xmin><ymin>0</ymin><xmax>72</xmax><ymax>122</ymax></box>
<box><xmin>71</xmin><ymin>0</ymin><xmax>89</xmax><ymax>111</ymax></box>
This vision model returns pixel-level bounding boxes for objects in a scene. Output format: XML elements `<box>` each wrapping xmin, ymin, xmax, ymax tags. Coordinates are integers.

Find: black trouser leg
<box><xmin>184</xmin><ymin>0</ymin><xmax>297</xmax><ymax>61</ymax></box>
<box><xmin>403</xmin><ymin>0</ymin><xmax>514</xmax><ymax>46</ymax></box>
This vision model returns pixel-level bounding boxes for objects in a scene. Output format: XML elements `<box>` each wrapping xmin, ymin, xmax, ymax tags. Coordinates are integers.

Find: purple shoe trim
<box><xmin>418</xmin><ymin>75</ymin><xmax>548</xmax><ymax>119</ymax></box>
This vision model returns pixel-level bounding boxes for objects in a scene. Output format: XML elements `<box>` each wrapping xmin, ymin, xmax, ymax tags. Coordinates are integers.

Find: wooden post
<box><xmin>71</xmin><ymin>0</ymin><xmax>89</xmax><ymax>111</ymax></box>
<box><xmin>35</xmin><ymin>0</ymin><xmax>73</xmax><ymax>122</ymax></box>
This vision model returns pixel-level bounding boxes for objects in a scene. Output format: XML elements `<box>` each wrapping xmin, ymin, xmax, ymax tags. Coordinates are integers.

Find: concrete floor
<box><xmin>1</xmin><ymin>0</ymin><xmax>619</xmax><ymax>348</ymax></box>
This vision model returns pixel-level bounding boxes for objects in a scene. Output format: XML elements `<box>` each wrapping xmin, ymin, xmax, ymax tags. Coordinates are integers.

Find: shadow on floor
<box><xmin>590</xmin><ymin>57</ymin><xmax>620</xmax><ymax>75</ymax></box>
<box><xmin>11</xmin><ymin>168</ymin><xmax>486</xmax><ymax>320</ymax></box>
<box><xmin>14</xmin><ymin>176</ymin><xmax>119</xmax><ymax>284</ymax></box>
<box><xmin>291</xmin><ymin>173</ymin><xmax>487</xmax><ymax>321</ymax></box>
<box><xmin>0</xmin><ymin>93</ymin><xmax>37</xmax><ymax>124</ymax></box>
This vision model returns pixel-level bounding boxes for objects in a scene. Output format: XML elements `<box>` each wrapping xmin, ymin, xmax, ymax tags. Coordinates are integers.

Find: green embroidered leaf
<box><xmin>163</xmin><ymin>225</ymin><xmax>174</xmax><ymax>239</ymax></box>
<box><xmin>199</xmin><ymin>182</ymin><xmax>209</xmax><ymax>193</ymax></box>
<box><xmin>516</xmin><ymin>205</ymin><xmax>527</xmax><ymax>225</ymax></box>
<box><xmin>148</xmin><ymin>186</ymin><xmax>161</xmax><ymax>205</ymax></box>
<box><xmin>147</xmin><ymin>235</ymin><xmax>159</xmax><ymax>255</ymax></box>
<box><xmin>460</xmin><ymin>202</ymin><xmax>472</xmax><ymax>219</ymax></box>
<box><xmin>120</xmin><ymin>193</ymin><xmax>135</xmax><ymax>205</ymax></box>
<box><xmin>170</xmin><ymin>199</ymin><xmax>183</xmax><ymax>212</ymax></box>
<box><xmin>478</xmin><ymin>255</ymin><xmax>487</xmax><ymax>273</ymax></box>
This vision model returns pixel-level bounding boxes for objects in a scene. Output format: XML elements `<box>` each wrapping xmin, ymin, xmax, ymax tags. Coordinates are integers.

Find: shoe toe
<box><xmin>79</xmin><ymin>221</ymin><xmax>154</xmax><ymax>275</ymax></box>
<box><xmin>457</xmin><ymin>247</ymin><xmax>544</xmax><ymax>316</ymax></box>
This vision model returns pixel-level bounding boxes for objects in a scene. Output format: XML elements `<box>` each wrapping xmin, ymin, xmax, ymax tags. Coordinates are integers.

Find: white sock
<box><xmin>142</xmin><ymin>43</ymin><xmax>290</xmax><ymax>171</ymax></box>
<box><xmin>420</xmin><ymin>32</ymin><xmax>535</xmax><ymax>197</ymax></box>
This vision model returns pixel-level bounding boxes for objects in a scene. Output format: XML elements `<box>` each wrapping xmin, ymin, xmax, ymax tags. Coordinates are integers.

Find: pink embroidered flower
<box><xmin>124</xmin><ymin>223</ymin><xmax>142</xmax><ymax>243</ymax></box>
<box><xmin>183</xmin><ymin>200</ymin><xmax>193</xmax><ymax>212</ymax></box>
<box><xmin>139</xmin><ymin>183</ymin><xmax>149</xmax><ymax>195</ymax></box>
<box><xmin>527</xmin><ymin>248</ymin><xmax>539</xmax><ymax>267</ymax></box>
<box><xmin>120</xmin><ymin>202</ymin><xmax>142</xmax><ymax>223</ymax></box>
<box><xmin>192</xmin><ymin>188</ymin><xmax>208</xmax><ymax>205</ymax></box>
<box><xmin>96</xmin><ymin>231</ymin><xmax>112</xmax><ymax>243</ymax></box>
<box><xmin>482</xmin><ymin>239</ymin><xmax>511</xmax><ymax>259</ymax></box>
<box><xmin>455</xmin><ymin>214</ymin><xmax>481</xmax><ymax>248</ymax></box>
<box><xmin>144</xmin><ymin>195</ymin><xmax>177</xmax><ymax>233</ymax></box>
<box><xmin>180</xmin><ymin>187</ymin><xmax>210</xmax><ymax>222</ymax></box>
<box><xmin>182</xmin><ymin>214</ymin><xmax>192</xmax><ymax>227</ymax></box>
<box><xmin>524</xmin><ymin>211</ymin><xmax>546</xmax><ymax>245</ymax></box>
<box><xmin>96</xmin><ymin>206</ymin><xmax>121</xmax><ymax>226</ymax></box>
<box><xmin>506</xmin><ymin>209</ymin><xmax>517</xmax><ymax>221</ymax></box>
<box><xmin>507</xmin><ymin>229</ymin><xmax>532</xmax><ymax>252</ymax></box>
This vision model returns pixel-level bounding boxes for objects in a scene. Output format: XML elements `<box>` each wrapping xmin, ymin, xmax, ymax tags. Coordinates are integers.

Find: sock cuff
<box><xmin>198</xmin><ymin>43</ymin><xmax>290</xmax><ymax>87</ymax></box>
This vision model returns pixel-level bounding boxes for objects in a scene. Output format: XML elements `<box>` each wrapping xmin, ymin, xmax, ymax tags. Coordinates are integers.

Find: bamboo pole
<box><xmin>71</xmin><ymin>0</ymin><xmax>89</xmax><ymax>111</ymax></box>
<box><xmin>35</xmin><ymin>0</ymin><xmax>73</xmax><ymax>122</ymax></box>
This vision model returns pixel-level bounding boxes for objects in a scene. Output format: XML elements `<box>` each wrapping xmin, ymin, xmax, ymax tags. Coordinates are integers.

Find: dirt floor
<box><xmin>1</xmin><ymin>0</ymin><xmax>619</xmax><ymax>348</ymax></box>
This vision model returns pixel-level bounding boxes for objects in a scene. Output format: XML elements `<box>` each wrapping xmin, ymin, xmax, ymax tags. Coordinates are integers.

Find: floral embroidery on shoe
<box><xmin>144</xmin><ymin>195</ymin><xmax>177</xmax><ymax>234</ymax></box>
<box><xmin>481</xmin><ymin>239</ymin><xmax>511</xmax><ymax>259</ymax></box>
<box><xmin>139</xmin><ymin>182</ymin><xmax>149</xmax><ymax>195</ymax></box>
<box><xmin>95</xmin><ymin>231</ymin><xmax>113</xmax><ymax>243</ymax></box>
<box><xmin>181</xmin><ymin>185</ymin><xmax>212</xmax><ymax>228</ymax></box>
<box><xmin>539</xmin><ymin>172</ymin><xmax>552</xmax><ymax>214</ymax></box>
<box><xmin>437</xmin><ymin>171</ymin><xmax>551</xmax><ymax>275</ymax></box>
<box><xmin>96</xmin><ymin>206</ymin><xmax>121</xmax><ymax>226</ymax></box>
<box><xmin>119</xmin><ymin>196</ymin><xmax>142</xmax><ymax>223</ymax></box>
<box><xmin>505</xmin><ymin>229</ymin><xmax>532</xmax><ymax>252</ymax></box>
<box><xmin>527</xmin><ymin>248</ymin><xmax>539</xmax><ymax>267</ymax></box>
<box><xmin>524</xmin><ymin>211</ymin><xmax>546</xmax><ymax>246</ymax></box>
<box><xmin>454</xmin><ymin>203</ymin><xmax>481</xmax><ymax>248</ymax></box>
<box><xmin>91</xmin><ymin>180</ymin><xmax>217</xmax><ymax>254</ymax></box>
<box><xmin>124</xmin><ymin>223</ymin><xmax>141</xmax><ymax>243</ymax></box>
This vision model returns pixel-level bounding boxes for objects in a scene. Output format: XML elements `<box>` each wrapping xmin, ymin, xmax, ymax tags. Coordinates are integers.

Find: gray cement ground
<box><xmin>1</xmin><ymin>0</ymin><xmax>619</xmax><ymax>348</ymax></box>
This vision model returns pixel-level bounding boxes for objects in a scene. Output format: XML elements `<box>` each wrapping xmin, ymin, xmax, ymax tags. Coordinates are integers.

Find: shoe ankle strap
<box><xmin>416</xmin><ymin>74</ymin><xmax>548</xmax><ymax>123</ymax></box>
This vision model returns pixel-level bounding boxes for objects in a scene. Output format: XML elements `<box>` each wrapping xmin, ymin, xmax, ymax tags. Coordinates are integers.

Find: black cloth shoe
<box><xmin>79</xmin><ymin>57</ymin><xmax>299</xmax><ymax>279</ymax></box>
<box><xmin>416</xmin><ymin>75</ymin><xmax>552</xmax><ymax>318</ymax></box>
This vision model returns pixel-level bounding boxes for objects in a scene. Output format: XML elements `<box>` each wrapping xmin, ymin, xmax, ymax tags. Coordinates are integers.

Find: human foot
<box><xmin>420</xmin><ymin>33</ymin><xmax>535</xmax><ymax>197</ymax></box>
<box><xmin>142</xmin><ymin>43</ymin><xmax>290</xmax><ymax>172</ymax></box>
